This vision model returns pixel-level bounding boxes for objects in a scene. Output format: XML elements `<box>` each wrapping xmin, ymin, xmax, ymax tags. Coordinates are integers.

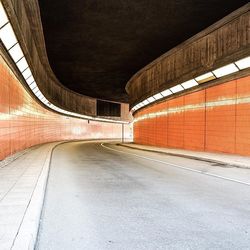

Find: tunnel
<box><xmin>0</xmin><ymin>1</ymin><xmax>250</xmax><ymax>249</ymax></box>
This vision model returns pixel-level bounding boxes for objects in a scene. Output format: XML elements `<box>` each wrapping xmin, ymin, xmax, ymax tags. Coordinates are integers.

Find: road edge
<box><xmin>117</xmin><ymin>143</ymin><xmax>250</xmax><ymax>169</ymax></box>
<box><xmin>11</xmin><ymin>142</ymin><xmax>64</xmax><ymax>250</ymax></box>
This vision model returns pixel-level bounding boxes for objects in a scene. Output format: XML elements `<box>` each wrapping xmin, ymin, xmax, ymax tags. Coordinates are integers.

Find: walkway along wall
<box><xmin>134</xmin><ymin>76</ymin><xmax>250</xmax><ymax>156</ymax></box>
<box><xmin>0</xmin><ymin>55</ymin><xmax>130</xmax><ymax>160</ymax></box>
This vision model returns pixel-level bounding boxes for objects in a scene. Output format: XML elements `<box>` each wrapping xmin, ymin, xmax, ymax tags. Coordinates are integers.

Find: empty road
<box><xmin>36</xmin><ymin>141</ymin><xmax>250</xmax><ymax>250</ymax></box>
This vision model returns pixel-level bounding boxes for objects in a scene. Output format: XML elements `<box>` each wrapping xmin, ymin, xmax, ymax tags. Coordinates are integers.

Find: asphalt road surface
<box><xmin>36</xmin><ymin>141</ymin><xmax>250</xmax><ymax>250</ymax></box>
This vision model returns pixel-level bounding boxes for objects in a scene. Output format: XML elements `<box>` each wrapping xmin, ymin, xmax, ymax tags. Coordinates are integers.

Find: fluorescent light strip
<box><xmin>195</xmin><ymin>72</ymin><xmax>216</xmax><ymax>83</ymax></box>
<box><xmin>8</xmin><ymin>43</ymin><xmax>23</xmax><ymax>62</ymax></box>
<box><xmin>212</xmin><ymin>63</ymin><xmax>239</xmax><ymax>78</ymax></box>
<box><xmin>35</xmin><ymin>92</ymin><xmax>42</xmax><ymax>98</ymax></box>
<box><xmin>29</xmin><ymin>82</ymin><xmax>37</xmax><ymax>89</ymax></box>
<box><xmin>153</xmin><ymin>93</ymin><xmax>163</xmax><ymax>100</ymax></box>
<box><xmin>0</xmin><ymin>23</ymin><xmax>17</xmax><ymax>49</ymax></box>
<box><xmin>235</xmin><ymin>56</ymin><xmax>250</xmax><ymax>70</ymax></box>
<box><xmin>170</xmin><ymin>84</ymin><xmax>184</xmax><ymax>93</ymax></box>
<box><xmin>1</xmin><ymin>1</ymin><xmax>246</xmax><ymax>124</ymax></box>
<box><xmin>26</xmin><ymin>76</ymin><xmax>34</xmax><ymax>85</ymax></box>
<box><xmin>142</xmin><ymin>100</ymin><xmax>149</xmax><ymax>105</ymax></box>
<box><xmin>132</xmin><ymin>55</ymin><xmax>249</xmax><ymax>112</ymax></box>
<box><xmin>32</xmin><ymin>86</ymin><xmax>39</xmax><ymax>93</ymax></box>
<box><xmin>147</xmin><ymin>96</ymin><xmax>155</xmax><ymax>103</ymax></box>
<box><xmin>16</xmin><ymin>57</ymin><xmax>28</xmax><ymax>72</ymax></box>
<box><xmin>22</xmin><ymin>68</ymin><xmax>32</xmax><ymax>80</ymax></box>
<box><xmin>181</xmin><ymin>79</ymin><xmax>198</xmax><ymax>89</ymax></box>
<box><xmin>0</xmin><ymin>2</ymin><xmax>8</xmax><ymax>28</ymax></box>
<box><xmin>160</xmin><ymin>89</ymin><xmax>172</xmax><ymax>97</ymax></box>
<box><xmin>33</xmin><ymin>90</ymin><xmax>40</xmax><ymax>96</ymax></box>
<box><xmin>0</xmin><ymin>5</ymin><xmax>127</xmax><ymax>124</ymax></box>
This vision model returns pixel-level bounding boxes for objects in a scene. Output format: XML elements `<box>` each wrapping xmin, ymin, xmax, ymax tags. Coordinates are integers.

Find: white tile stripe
<box><xmin>134</xmin><ymin>96</ymin><xmax>250</xmax><ymax>123</ymax></box>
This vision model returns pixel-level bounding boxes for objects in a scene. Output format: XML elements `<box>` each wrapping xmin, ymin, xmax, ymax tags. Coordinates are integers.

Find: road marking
<box><xmin>101</xmin><ymin>143</ymin><xmax>250</xmax><ymax>187</ymax></box>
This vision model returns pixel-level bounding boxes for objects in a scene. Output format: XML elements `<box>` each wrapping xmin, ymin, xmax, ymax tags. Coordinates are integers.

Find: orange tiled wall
<box><xmin>134</xmin><ymin>75</ymin><xmax>250</xmax><ymax>156</ymax></box>
<box><xmin>0</xmin><ymin>55</ymin><xmax>130</xmax><ymax>160</ymax></box>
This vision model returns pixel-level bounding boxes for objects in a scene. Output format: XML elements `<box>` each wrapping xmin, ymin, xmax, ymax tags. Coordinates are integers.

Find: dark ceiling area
<box><xmin>38</xmin><ymin>0</ymin><xmax>248</xmax><ymax>103</ymax></box>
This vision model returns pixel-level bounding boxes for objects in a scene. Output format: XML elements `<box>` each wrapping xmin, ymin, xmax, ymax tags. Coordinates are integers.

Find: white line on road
<box><xmin>101</xmin><ymin>143</ymin><xmax>250</xmax><ymax>187</ymax></box>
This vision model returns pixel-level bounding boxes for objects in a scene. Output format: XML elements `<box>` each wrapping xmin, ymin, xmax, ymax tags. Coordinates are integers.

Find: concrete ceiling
<box><xmin>38</xmin><ymin>0</ymin><xmax>248</xmax><ymax>103</ymax></box>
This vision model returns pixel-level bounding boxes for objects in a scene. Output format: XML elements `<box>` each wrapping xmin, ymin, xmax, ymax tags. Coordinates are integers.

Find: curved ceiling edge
<box><xmin>1</xmin><ymin>0</ymin><xmax>129</xmax><ymax>123</ymax></box>
<box><xmin>125</xmin><ymin>3</ymin><xmax>250</xmax><ymax>110</ymax></box>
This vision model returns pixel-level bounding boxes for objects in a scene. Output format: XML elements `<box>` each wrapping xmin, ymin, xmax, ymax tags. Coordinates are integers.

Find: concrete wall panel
<box><xmin>168</xmin><ymin>97</ymin><xmax>184</xmax><ymax>149</ymax></box>
<box><xmin>184</xmin><ymin>91</ymin><xmax>205</xmax><ymax>151</ymax></box>
<box><xmin>205</xmin><ymin>81</ymin><xmax>236</xmax><ymax>153</ymax></box>
<box><xmin>134</xmin><ymin>75</ymin><xmax>250</xmax><ymax>156</ymax></box>
<box><xmin>236</xmin><ymin>77</ymin><xmax>250</xmax><ymax>155</ymax></box>
<box><xmin>0</xmin><ymin>55</ymin><xmax>129</xmax><ymax>160</ymax></box>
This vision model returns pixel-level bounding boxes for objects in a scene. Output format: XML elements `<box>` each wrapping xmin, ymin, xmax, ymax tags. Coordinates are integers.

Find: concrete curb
<box><xmin>11</xmin><ymin>142</ymin><xmax>62</xmax><ymax>250</ymax></box>
<box><xmin>10</xmin><ymin>139</ymin><xmax>119</xmax><ymax>250</ymax></box>
<box><xmin>117</xmin><ymin>143</ymin><xmax>250</xmax><ymax>169</ymax></box>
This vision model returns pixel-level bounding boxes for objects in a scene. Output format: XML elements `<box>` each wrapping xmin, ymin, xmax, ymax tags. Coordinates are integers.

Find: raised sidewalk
<box><xmin>0</xmin><ymin>142</ymin><xmax>62</xmax><ymax>250</ymax></box>
<box><xmin>119</xmin><ymin>143</ymin><xmax>250</xmax><ymax>169</ymax></box>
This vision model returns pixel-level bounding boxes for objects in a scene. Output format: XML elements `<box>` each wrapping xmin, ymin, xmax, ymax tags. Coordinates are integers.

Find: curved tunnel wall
<box><xmin>134</xmin><ymin>75</ymin><xmax>250</xmax><ymax>156</ymax></box>
<box><xmin>126</xmin><ymin>4</ymin><xmax>249</xmax><ymax>107</ymax></box>
<box><xmin>0</xmin><ymin>55</ymin><xmax>131</xmax><ymax>160</ymax></box>
<box><xmin>1</xmin><ymin>0</ymin><xmax>129</xmax><ymax>121</ymax></box>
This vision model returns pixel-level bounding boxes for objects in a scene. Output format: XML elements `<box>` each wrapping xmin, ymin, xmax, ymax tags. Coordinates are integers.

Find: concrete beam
<box><xmin>2</xmin><ymin>0</ymin><xmax>129</xmax><ymax>121</ymax></box>
<box><xmin>126</xmin><ymin>4</ymin><xmax>250</xmax><ymax>108</ymax></box>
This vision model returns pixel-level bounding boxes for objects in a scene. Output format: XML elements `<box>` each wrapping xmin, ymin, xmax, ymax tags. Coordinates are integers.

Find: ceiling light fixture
<box><xmin>235</xmin><ymin>56</ymin><xmax>250</xmax><ymax>70</ymax></box>
<box><xmin>0</xmin><ymin>2</ymin><xmax>8</xmax><ymax>28</ymax></box>
<box><xmin>0</xmin><ymin>4</ymin><xmax>128</xmax><ymax>124</ymax></box>
<box><xmin>0</xmin><ymin>23</ymin><xmax>17</xmax><ymax>49</ymax></box>
<box><xmin>26</xmin><ymin>76</ymin><xmax>34</xmax><ymax>85</ymax></box>
<box><xmin>22</xmin><ymin>68</ymin><xmax>32</xmax><ymax>80</ymax></box>
<box><xmin>195</xmin><ymin>72</ymin><xmax>216</xmax><ymax>83</ymax></box>
<box><xmin>181</xmin><ymin>79</ymin><xmax>198</xmax><ymax>89</ymax></box>
<box><xmin>212</xmin><ymin>63</ymin><xmax>239</xmax><ymax>78</ymax></box>
<box><xmin>153</xmin><ymin>93</ymin><xmax>163</xmax><ymax>100</ymax></box>
<box><xmin>160</xmin><ymin>89</ymin><xmax>172</xmax><ymax>97</ymax></box>
<box><xmin>29</xmin><ymin>82</ymin><xmax>37</xmax><ymax>89</ymax></box>
<box><xmin>16</xmin><ymin>57</ymin><xmax>28</xmax><ymax>72</ymax></box>
<box><xmin>147</xmin><ymin>96</ymin><xmax>155</xmax><ymax>103</ymax></box>
<box><xmin>32</xmin><ymin>86</ymin><xmax>39</xmax><ymax>93</ymax></box>
<box><xmin>8</xmin><ymin>43</ymin><xmax>23</xmax><ymax>62</ymax></box>
<box><xmin>132</xmin><ymin>55</ymin><xmax>249</xmax><ymax>113</ymax></box>
<box><xmin>170</xmin><ymin>84</ymin><xmax>184</xmax><ymax>93</ymax></box>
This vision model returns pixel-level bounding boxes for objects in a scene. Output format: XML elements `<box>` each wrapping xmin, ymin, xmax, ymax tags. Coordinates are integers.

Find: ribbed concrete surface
<box><xmin>36</xmin><ymin>142</ymin><xmax>250</xmax><ymax>250</ymax></box>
